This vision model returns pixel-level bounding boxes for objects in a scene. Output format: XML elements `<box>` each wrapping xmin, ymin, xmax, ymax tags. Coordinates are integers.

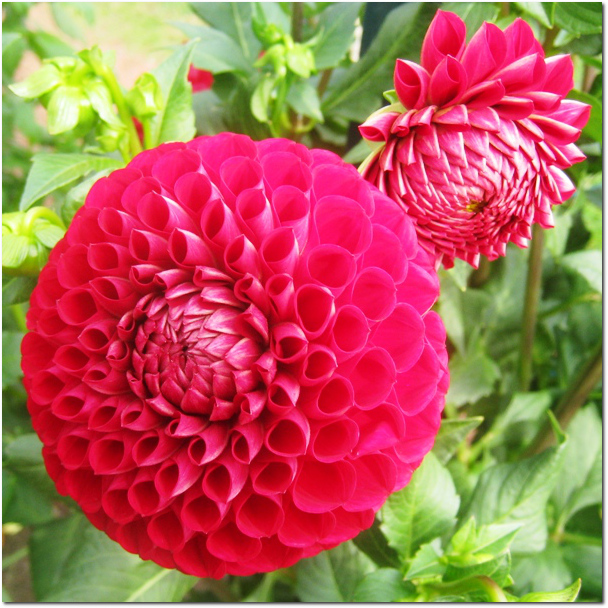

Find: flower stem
<box><xmin>270</xmin><ymin>74</ymin><xmax>292</xmax><ymax>137</ymax></box>
<box><xmin>94</xmin><ymin>64</ymin><xmax>142</xmax><ymax>160</ymax></box>
<box><xmin>317</xmin><ymin>68</ymin><xmax>333</xmax><ymax>99</ymax></box>
<box><xmin>291</xmin><ymin>2</ymin><xmax>303</xmax><ymax>42</ymax></box>
<box><xmin>426</xmin><ymin>575</ymin><xmax>508</xmax><ymax>602</ymax></box>
<box><xmin>519</xmin><ymin>224</ymin><xmax>545</xmax><ymax>391</ymax></box>
<box><xmin>468</xmin><ymin>256</ymin><xmax>491</xmax><ymax>288</ymax></box>
<box><xmin>525</xmin><ymin>340</ymin><xmax>602</xmax><ymax>456</ymax></box>
<box><xmin>11</xmin><ymin>304</ymin><xmax>27</xmax><ymax>332</ymax></box>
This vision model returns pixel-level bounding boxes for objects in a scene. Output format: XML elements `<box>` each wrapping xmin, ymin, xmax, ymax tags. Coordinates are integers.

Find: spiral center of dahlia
<box><xmin>122</xmin><ymin>280</ymin><xmax>269</xmax><ymax>422</ymax></box>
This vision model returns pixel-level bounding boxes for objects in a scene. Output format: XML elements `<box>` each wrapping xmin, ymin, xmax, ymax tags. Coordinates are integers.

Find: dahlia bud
<box><xmin>359</xmin><ymin>11</ymin><xmax>591</xmax><ymax>269</ymax></box>
<box><xmin>126</xmin><ymin>73</ymin><xmax>164</xmax><ymax>119</ymax></box>
<box><xmin>22</xmin><ymin>133</ymin><xmax>448</xmax><ymax>578</ymax></box>
<box><xmin>2</xmin><ymin>208</ymin><xmax>65</xmax><ymax>277</ymax></box>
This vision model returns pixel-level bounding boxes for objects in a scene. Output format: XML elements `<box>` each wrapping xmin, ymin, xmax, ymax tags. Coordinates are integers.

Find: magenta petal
<box><xmin>292</xmin><ymin>460</ymin><xmax>356</xmax><ymax>514</ymax></box>
<box><xmin>394</xmin><ymin>59</ymin><xmax>430</xmax><ymax>110</ymax></box>
<box><xmin>351</xmin><ymin>267</ymin><xmax>397</xmax><ymax>321</ymax></box>
<box><xmin>260</xmin><ymin>227</ymin><xmax>299</xmax><ymax>276</ymax></box>
<box><xmin>429</xmin><ymin>55</ymin><xmax>468</xmax><ymax>107</ymax></box>
<box><xmin>168</xmin><ymin>228</ymin><xmax>214</xmax><ymax>268</ymax></box>
<box><xmin>394</xmin><ymin>343</ymin><xmax>440</xmax><ymax>415</ymax></box>
<box><xmin>278</xmin><ymin>500</ymin><xmax>336</xmax><ymax>547</ymax></box>
<box><xmin>306</xmin><ymin>244</ymin><xmax>357</xmax><ymax>296</ymax></box>
<box><xmin>147</xmin><ymin>509</ymin><xmax>189</xmax><ymax>552</ymax></box>
<box><xmin>359</xmin><ymin>112</ymin><xmax>400</xmax><ymax>142</ymax></box>
<box><xmin>343</xmin><ymin>453</ymin><xmax>397</xmax><ymax>511</ymax></box>
<box><xmin>314</xmin><ymin>195</ymin><xmax>373</xmax><ymax>256</ymax></box>
<box><xmin>235</xmin><ymin>493</ymin><xmax>284</xmax><ymax>538</ymax></box>
<box><xmin>548</xmin><ymin>99</ymin><xmax>592</xmax><ymax>131</ymax></box>
<box><xmin>182</xmin><ymin>491</ymin><xmax>228</xmax><ymax>533</ymax></box>
<box><xmin>421</xmin><ymin>9</ymin><xmax>467</xmax><ymax>74</ymax></box>
<box><xmin>272</xmin><ymin>185</ymin><xmax>310</xmax><ymax>249</ymax></box>
<box><xmin>462</xmin><ymin>22</ymin><xmax>507</xmax><ymax>86</ymax></box>
<box><xmin>543</xmin><ymin>54</ymin><xmax>574</xmax><ymax>97</ymax></box>
<box><xmin>372</xmin><ymin>303</ymin><xmax>425</xmax><ymax>372</ymax></box>
<box><xmin>295</xmin><ymin>284</ymin><xmax>335</xmax><ymax>339</ymax></box>
<box><xmin>265</xmin><ymin>408</ymin><xmax>310</xmax><ymax>457</ymax></box>
<box><xmin>349</xmin><ymin>347</ymin><xmax>396</xmax><ymax>409</ymax></box>
<box><xmin>207</xmin><ymin>522</ymin><xmax>262</xmax><ymax>562</ymax></box>
<box><xmin>503</xmin><ymin>17</ymin><xmax>543</xmax><ymax>62</ymax></box>
<box><xmin>311</xmin><ymin>418</ymin><xmax>359</xmax><ymax>463</ymax></box>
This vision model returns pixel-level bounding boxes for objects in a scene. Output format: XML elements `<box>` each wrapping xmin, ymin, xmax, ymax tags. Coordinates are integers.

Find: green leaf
<box><xmin>9</xmin><ymin>64</ymin><xmax>61</xmax><ymax>100</ymax></box>
<box><xmin>29</xmin><ymin>514</ymin><xmax>197</xmax><ymax>602</ymax></box>
<box><xmin>286</xmin><ymin>80</ymin><xmax>323</xmax><ymax>122</ymax></box>
<box><xmin>352</xmin><ymin>568</ymin><xmax>413</xmax><ymax>602</ymax></box>
<box><xmin>313</xmin><ymin>2</ymin><xmax>362</xmax><ymax>70</ymax></box>
<box><xmin>34</xmin><ymin>224</ymin><xmax>65</xmax><ymax>249</ymax></box>
<box><xmin>352</xmin><ymin>517</ymin><xmax>400</xmax><ymax>568</ymax></box>
<box><xmin>46</xmin><ymin>85</ymin><xmax>86</xmax><ymax>135</ymax></box>
<box><xmin>295</xmin><ymin>541</ymin><xmax>374</xmax><ymax>602</ymax></box>
<box><xmin>562</xmin><ymin>545</ymin><xmax>602</xmax><ymax>598</ymax></box>
<box><xmin>515</xmin><ymin>2</ymin><xmax>554</xmax><ymax>28</ymax></box>
<box><xmin>437</xmin><ymin>273</ymin><xmax>466</xmax><ymax>354</ymax></box>
<box><xmin>2</xmin><ymin>32</ymin><xmax>22</xmax><ymax>59</ymax></box>
<box><xmin>551</xmin><ymin>406</ymin><xmax>602</xmax><ymax>526</ymax></box>
<box><xmin>190</xmin><ymin>3</ymin><xmax>261</xmax><ymax>63</ymax></box>
<box><xmin>442</xmin><ymin>3</ymin><xmax>500</xmax><ymax>37</ymax></box>
<box><xmin>381</xmin><ymin>452</ymin><xmax>459</xmax><ymax>561</ymax></box>
<box><xmin>432</xmin><ymin>417</ymin><xmax>483</xmax><ymax>464</ymax></box>
<box><xmin>148</xmin><ymin>41</ymin><xmax>197</xmax><ymax>146</ymax></box>
<box><xmin>2</xmin><ymin>234</ymin><xmax>29</xmax><ymax>269</ymax></box>
<box><xmin>2</xmin><ymin>332</ymin><xmax>24</xmax><ymax>389</ymax></box>
<box><xmin>487</xmin><ymin>391</ymin><xmax>552</xmax><ymax>447</ymax></box>
<box><xmin>322</xmin><ymin>3</ymin><xmax>439</xmax><ymax>121</ymax></box>
<box><xmin>2</xmin><ymin>476</ymin><xmax>55</xmax><ymax>526</ymax></box>
<box><xmin>446</xmin><ymin>350</ymin><xmax>501</xmax><ymax>407</ymax></box>
<box><xmin>27</xmin><ymin>30</ymin><xmax>75</xmax><ymax>59</ymax></box>
<box><xmin>2</xmin><ymin>276</ymin><xmax>37</xmax><ymax>307</ymax></box>
<box><xmin>251</xmin><ymin>75</ymin><xmax>277</xmax><ymax>123</ymax></box>
<box><xmin>561</xmin><ymin>250</ymin><xmax>602</xmax><ymax>293</ymax></box>
<box><xmin>405</xmin><ymin>542</ymin><xmax>444</xmax><ymax>580</ymax></box>
<box><xmin>554</xmin><ymin>3</ymin><xmax>601</xmax><ymax>36</ymax></box>
<box><xmin>568</xmin><ymin>89</ymin><xmax>602</xmax><ymax>143</ymax></box>
<box><xmin>177</xmin><ymin>23</ymin><xmax>251</xmax><ymax>74</ymax></box>
<box><xmin>518</xmin><ymin>580</ymin><xmax>581</xmax><ymax>602</ymax></box>
<box><xmin>461</xmin><ymin>439</ymin><xmax>567</xmax><ymax>554</ymax></box>
<box><xmin>19</xmin><ymin>153</ymin><xmax>123</xmax><ymax>211</ymax></box>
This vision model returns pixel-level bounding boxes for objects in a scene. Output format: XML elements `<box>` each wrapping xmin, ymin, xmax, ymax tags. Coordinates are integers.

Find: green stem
<box><xmin>2</xmin><ymin>546</ymin><xmax>28</xmax><ymax>570</ymax></box>
<box><xmin>519</xmin><ymin>224</ymin><xmax>545</xmax><ymax>391</ymax></box>
<box><xmin>468</xmin><ymin>256</ymin><xmax>492</xmax><ymax>288</ymax></box>
<box><xmin>22</xmin><ymin>206</ymin><xmax>65</xmax><ymax>232</ymax></box>
<box><xmin>427</xmin><ymin>575</ymin><xmax>508</xmax><ymax>602</ymax></box>
<box><xmin>270</xmin><ymin>74</ymin><xmax>291</xmax><ymax>137</ymax></box>
<box><xmin>557</xmin><ymin>531</ymin><xmax>603</xmax><ymax>547</ymax></box>
<box><xmin>317</xmin><ymin>68</ymin><xmax>333</xmax><ymax>99</ymax></box>
<box><xmin>291</xmin><ymin>2</ymin><xmax>303</xmax><ymax>42</ymax></box>
<box><xmin>11</xmin><ymin>303</ymin><xmax>28</xmax><ymax>333</ymax></box>
<box><xmin>539</xmin><ymin>293</ymin><xmax>601</xmax><ymax>319</ymax></box>
<box><xmin>94</xmin><ymin>64</ymin><xmax>142</xmax><ymax>160</ymax></box>
<box><xmin>525</xmin><ymin>340</ymin><xmax>602</xmax><ymax>456</ymax></box>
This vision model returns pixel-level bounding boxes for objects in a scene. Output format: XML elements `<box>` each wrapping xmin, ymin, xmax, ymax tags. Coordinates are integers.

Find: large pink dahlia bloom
<box><xmin>22</xmin><ymin>134</ymin><xmax>448</xmax><ymax>578</ymax></box>
<box><xmin>359</xmin><ymin>11</ymin><xmax>590</xmax><ymax>268</ymax></box>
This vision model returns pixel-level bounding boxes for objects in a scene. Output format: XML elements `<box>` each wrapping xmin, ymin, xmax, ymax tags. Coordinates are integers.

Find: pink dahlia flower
<box><xmin>22</xmin><ymin>134</ymin><xmax>448</xmax><ymax>578</ymax></box>
<box><xmin>359</xmin><ymin>11</ymin><xmax>590</xmax><ymax>268</ymax></box>
<box><xmin>188</xmin><ymin>65</ymin><xmax>214</xmax><ymax>93</ymax></box>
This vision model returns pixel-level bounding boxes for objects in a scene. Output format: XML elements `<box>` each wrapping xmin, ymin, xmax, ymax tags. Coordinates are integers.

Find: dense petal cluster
<box><xmin>360</xmin><ymin>11</ymin><xmax>590</xmax><ymax>268</ymax></box>
<box><xmin>22</xmin><ymin>134</ymin><xmax>448</xmax><ymax>578</ymax></box>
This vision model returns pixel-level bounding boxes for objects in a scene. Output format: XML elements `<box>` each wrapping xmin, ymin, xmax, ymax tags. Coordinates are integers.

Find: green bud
<box><xmin>95</xmin><ymin>121</ymin><xmax>129</xmax><ymax>154</ymax></box>
<box><xmin>254</xmin><ymin>44</ymin><xmax>287</xmax><ymax>78</ymax></box>
<box><xmin>9</xmin><ymin>63</ymin><xmax>62</xmax><ymax>100</ymax></box>
<box><xmin>85</xmin><ymin>77</ymin><xmax>123</xmax><ymax>127</ymax></box>
<box><xmin>2</xmin><ymin>208</ymin><xmax>65</xmax><ymax>277</ymax></box>
<box><xmin>126</xmin><ymin>73</ymin><xmax>163</xmax><ymax>119</ymax></box>
<box><xmin>286</xmin><ymin>43</ymin><xmax>315</xmax><ymax>79</ymax></box>
<box><xmin>46</xmin><ymin>85</ymin><xmax>95</xmax><ymax>135</ymax></box>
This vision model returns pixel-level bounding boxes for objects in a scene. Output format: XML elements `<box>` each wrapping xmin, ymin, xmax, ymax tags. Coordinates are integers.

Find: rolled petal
<box><xmin>394</xmin><ymin>59</ymin><xmax>430</xmax><ymax>110</ymax></box>
<box><xmin>421</xmin><ymin>9</ymin><xmax>467</xmax><ymax>73</ymax></box>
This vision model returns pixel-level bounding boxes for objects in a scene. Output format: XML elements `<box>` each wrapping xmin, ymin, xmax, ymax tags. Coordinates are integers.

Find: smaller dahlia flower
<box><xmin>359</xmin><ymin>11</ymin><xmax>590</xmax><ymax>268</ymax></box>
<box><xmin>22</xmin><ymin>133</ymin><xmax>448</xmax><ymax>578</ymax></box>
<box><xmin>188</xmin><ymin>65</ymin><xmax>214</xmax><ymax>93</ymax></box>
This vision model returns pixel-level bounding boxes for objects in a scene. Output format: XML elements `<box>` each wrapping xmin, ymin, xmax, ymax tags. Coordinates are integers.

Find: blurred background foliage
<box><xmin>2</xmin><ymin>2</ymin><xmax>602</xmax><ymax>602</ymax></box>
